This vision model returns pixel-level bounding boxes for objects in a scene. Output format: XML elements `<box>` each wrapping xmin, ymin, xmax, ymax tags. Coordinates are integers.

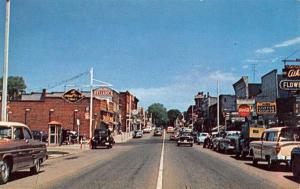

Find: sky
<box><xmin>0</xmin><ymin>0</ymin><xmax>300</xmax><ymax>111</ymax></box>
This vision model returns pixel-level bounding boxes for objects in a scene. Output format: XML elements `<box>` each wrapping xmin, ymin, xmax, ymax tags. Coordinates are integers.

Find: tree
<box><xmin>167</xmin><ymin>109</ymin><xmax>181</xmax><ymax>126</ymax></box>
<box><xmin>147</xmin><ymin>103</ymin><xmax>168</xmax><ymax>127</ymax></box>
<box><xmin>0</xmin><ymin>76</ymin><xmax>26</xmax><ymax>100</ymax></box>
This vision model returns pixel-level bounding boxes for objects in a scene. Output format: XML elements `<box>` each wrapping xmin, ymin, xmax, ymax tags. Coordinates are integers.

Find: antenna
<box><xmin>252</xmin><ymin>63</ymin><xmax>257</xmax><ymax>83</ymax></box>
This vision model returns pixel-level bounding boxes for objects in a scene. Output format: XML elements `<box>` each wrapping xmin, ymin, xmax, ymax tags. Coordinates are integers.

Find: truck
<box><xmin>235</xmin><ymin>123</ymin><xmax>266</xmax><ymax>159</ymax></box>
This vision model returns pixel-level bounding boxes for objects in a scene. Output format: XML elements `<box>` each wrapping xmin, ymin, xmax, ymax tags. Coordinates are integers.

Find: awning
<box><xmin>48</xmin><ymin>121</ymin><xmax>62</xmax><ymax>125</ymax></box>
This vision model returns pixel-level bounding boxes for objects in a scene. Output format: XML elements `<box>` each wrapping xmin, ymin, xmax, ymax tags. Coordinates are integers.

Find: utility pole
<box><xmin>191</xmin><ymin>105</ymin><xmax>194</xmax><ymax>128</ymax></box>
<box><xmin>252</xmin><ymin>63</ymin><xmax>257</xmax><ymax>83</ymax></box>
<box><xmin>1</xmin><ymin>0</ymin><xmax>11</xmax><ymax>121</ymax></box>
<box><xmin>217</xmin><ymin>80</ymin><xmax>220</xmax><ymax>133</ymax></box>
<box><xmin>89</xmin><ymin>68</ymin><xmax>94</xmax><ymax>139</ymax></box>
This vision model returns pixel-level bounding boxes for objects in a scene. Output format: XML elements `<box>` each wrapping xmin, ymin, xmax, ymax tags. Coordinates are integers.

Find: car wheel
<box><xmin>197</xmin><ymin>142</ymin><xmax>200</xmax><ymax>145</ymax></box>
<box><xmin>267</xmin><ymin>157</ymin><xmax>274</xmax><ymax>170</ymax></box>
<box><xmin>292</xmin><ymin>158</ymin><xmax>300</xmax><ymax>178</ymax></box>
<box><xmin>0</xmin><ymin>159</ymin><xmax>11</xmax><ymax>184</ymax></box>
<box><xmin>190</xmin><ymin>144</ymin><xmax>193</xmax><ymax>147</ymax></box>
<box><xmin>241</xmin><ymin>152</ymin><xmax>247</xmax><ymax>159</ymax></box>
<box><xmin>252</xmin><ymin>157</ymin><xmax>258</xmax><ymax>166</ymax></box>
<box><xmin>177</xmin><ymin>143</ymin><xmax>180</xmax><ymax>147</ymax></box>
<box><xmin>30</xmin><ymin>159</ymin><xmax>40</xmax><ymax>175</ymax></box>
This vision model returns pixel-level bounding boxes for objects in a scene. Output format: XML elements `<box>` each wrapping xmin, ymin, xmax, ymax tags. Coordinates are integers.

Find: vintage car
<box><xmin>153</xmin><ymin>127</ymin><xmax>163</xmax><ymax>136</ymax></box>
<box><xmin>177</xmin><ymin>132</ymin><xmax>194</xmax><ymax>147</ymax></box>
<box><xmin>133</xmin><ymin>130</ymin><xmax>143</xmax><ymax>138</ymax></box>
<box><xmin>291</xmin><ymin>147</ymin><xmax>300</xmax><ymax>179</ymax></box>
<box><xmin>218</xmin><ymin>131</ymin><xmax>240</xmax><ymax>153</ymax></box>
<box><xmin>143</xmin><ymin>126</ymin><xmax>152</xmax><ymax>133</ymax></box>
<box><xmin>196</xmin><ymin>132</ymin><xmax>209</xmax><ymax>145</ymax></box>
<box><xmin>0</xmin><ymin>122</ymin><xmax>47</xmax><ymax>184</ymax></box>
<box><xmin>250</xmin><ymin>127</ymin><xmax>300</xmax><ymax>169</ymax></box>
<box><xmin>91</xmin><ymin>129</ymin><xmax>114</xmax><ymax>149</ymax></box>
<box><xmin>166</xmin><ymin>126</ymin><xmax>175</xmax><ymax>133</ymax></box>
<box><xmin>170</xmin><ymin>130</ymin><xmax>180</xmax><ymax>141</ymax></box>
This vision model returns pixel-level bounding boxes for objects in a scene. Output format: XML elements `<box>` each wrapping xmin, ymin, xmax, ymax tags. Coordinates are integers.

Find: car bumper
<box><xmin>178</xmin><ymin>140</ymin><xmax>193</xmax><ymax>144</ymax></box>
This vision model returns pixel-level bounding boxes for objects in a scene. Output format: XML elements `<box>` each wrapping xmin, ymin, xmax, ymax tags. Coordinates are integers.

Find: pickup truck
<box><xmin>250</xmin><ymin>127</ymin><xmax>300</xmax><ymax>170</ymax></box>
<box><xmin>0</xmin><ymin>122</ymin><xmax>47</xmax><ymax>184</ymax></box>
<box><xmin>291</xmin><ymin>147</ymin><xmax>300</xmax><ymax>179</ymax></box>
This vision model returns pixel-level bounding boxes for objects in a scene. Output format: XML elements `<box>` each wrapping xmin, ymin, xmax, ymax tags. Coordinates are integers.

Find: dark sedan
<box><xmin>177</xmin><ymin>132</ymin><xmax>194</xmax><ymax>147</ymax></box>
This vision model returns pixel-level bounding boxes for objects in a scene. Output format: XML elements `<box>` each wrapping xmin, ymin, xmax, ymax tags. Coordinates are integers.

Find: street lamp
<box><xmin>24</xmin><ymin>108</ymin><xmax>30</xmax><ymax>125</ymax></box>
<box><xmin>49</xmin><ymin>109</ymin><xmax>54</xmax><ymax>122</ymax></box>
<box><xmin>73</xmin><ymin>109</ymin><xmax>78</xmax><ymax>131</ymax></box>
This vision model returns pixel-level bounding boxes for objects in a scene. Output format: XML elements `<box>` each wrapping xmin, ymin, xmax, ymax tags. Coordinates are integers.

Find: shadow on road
<box><xmin>9</xmin><ymin>170</ymin><xmax>45</xmax><ymax>183</ymax></box>
<box><xmin>245</xmin><ymin>162</ymin><xmax>290</xmax><ymax>172</ymax></box>
<box><xmin>230</xmin><ymin>155</ymin><xmax>252</xmax><ymax>161</ymax></box>
<box><xmin>283</xmin><ymin>175</ymin><xmax>300</xmax><ymax>184</ymax></box>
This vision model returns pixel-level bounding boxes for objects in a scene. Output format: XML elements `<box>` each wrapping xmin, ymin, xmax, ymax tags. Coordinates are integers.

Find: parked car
<box><xmin>196</xmin><ymin>132</ymin><xmax>209</xmax><ymax>145</ymax></box>
<box><xmin>177</xmin><ymin>132</ymin><xmax>194</xmax><ymax>147</ymax></box>
<box><xmin>250</xmin><ymin>127</ymin><xmax>300</xmax><ymax>169</ymax></box>
<box><xmin>133</xmin><ymin>130</ymin><xmax>143</xmax><ymax>138</ymax></box>
<box><xmin>166</xmin><ymin>126</ymin><xmax>175</xmax><ymax>133</ymax></box>
<box><xmin>191</xmin><ymin>130</ymin><xmax>198</xmax><ymax>142</ymax></box>
<box><xmin>218</xmin><ymin>131</ymin><xmax>240</xmax><ymax>153</ymax></box>
<box><xmin>153</xmin><ymin>127</ymin><xmax>163</xmax><ymax>136</ymax></box>
<box><xmin>0</xmin><ymin>122</ymin><xmax>48</xmax><ymax>184</ymax></box>
<box><xmin>211</xmin><ymin>132</ymin><xmax>223</xmax><ymax>151</ymax></box>
<box><xmin>291</xmin><ymin>147</ymin><xmax>300</xmax><ymax>179</ymax></box>
<box><xmin>143</xmin><ymin>126</ymin><xmax>152</xmax><ymax>133</ymax></box>
<box><xmin>91</xmin><ymin>128</ymin><xmax>114</xmax><ymax>149</ymax></box>
<box><xmin>32</xmin><ymin>130</ymin><xmax>48</xmax><ymax>142</ymax></box>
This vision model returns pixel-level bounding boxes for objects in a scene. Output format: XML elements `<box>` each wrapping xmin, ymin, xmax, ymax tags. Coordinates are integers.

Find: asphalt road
<box><xmin>1</xmin><ymin>132</ymin><xmax>299</xmax><ymax>189</ymax></box>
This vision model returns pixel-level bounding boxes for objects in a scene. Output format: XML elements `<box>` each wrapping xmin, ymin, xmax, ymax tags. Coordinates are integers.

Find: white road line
<box><xmin>156</xmin><ymin>130</ymin><xmax>165</xmax><ymax>189</ymax></box>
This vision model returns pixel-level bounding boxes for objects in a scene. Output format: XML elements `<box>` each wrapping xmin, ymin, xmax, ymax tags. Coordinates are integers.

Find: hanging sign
<box><xmin>62</xmin><ymin>89</ymin><xmax>84</xmax><ymax>103</ymax></box>
<box><xmin>256</xmin><ymin>102</ymin><xmax>276</xmax><ymax>115</ymax></box>
<box><xmin>283</xmin><ymin>65</ymin><xmax>300</xmax><ymax>79</ymax></box>
<box><xmin>238</xmin><ymin>104</ymin><xmax>251</xmax><ymax>117</ymax></box>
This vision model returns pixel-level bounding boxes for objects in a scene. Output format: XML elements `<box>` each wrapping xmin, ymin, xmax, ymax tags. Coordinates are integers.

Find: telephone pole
<box><xmin>217</xmin><ymin>80</ymin><xmax>220</xmax><ymax>133</ymax></box>
<box><xmin>1</xmin><ymin>0</ymin><xmax>11</xmax><ymax>121</ymax></box>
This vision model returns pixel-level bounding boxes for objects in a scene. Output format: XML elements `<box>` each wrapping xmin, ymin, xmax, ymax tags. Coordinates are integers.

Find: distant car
<box><xmin>143</xmin><ymin>126</ymin><xmax>152</xmax><ymax>133</ymax></box>
<box><xmin>32</xmin><ymin>130</ymin><xmax>48</xmax><ymax>142</ymax></box>
<box><xmin>154</xmin><ymin>127</ymin><xmax>163</xmax><ymax>136</ymax></box>
<box><xmin>177</xmin><ymin>132</ymin><xmax>194</xmax><ymax>147</ymax></box>
<box><xmin>170</xmin><ymin>131</ymin><xmax>180</xmax><ymax>141</ymax></box>
<box><xmin>133</xmin><ymin>130</ymin><xmax>143</xmax><ymax>138</ymax></box>
<box><xmin>167</xmin><ymin>126</ymin><xmax>175</xmax><ymax>133</ymax></box>
<box><xmin>91</xmin><ymin>129</ymin><xmax>114</xmax><ymax>149</ymax></box>
<box><xmin>0</xmin><ymin>122</ymin><xmax>47</xmax><ymax>184</ymax></box>
<box><xmin>197</xmin><ymin>132</ymin><xmax>209</xmax><ymax>145</ymax></box>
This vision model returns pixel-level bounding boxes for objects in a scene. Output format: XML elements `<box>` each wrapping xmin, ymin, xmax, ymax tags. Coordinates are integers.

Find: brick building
<box><xmin>119</xmin><ymin>91</ymin><xmax>139</xmax><ymax>132</ymax></box>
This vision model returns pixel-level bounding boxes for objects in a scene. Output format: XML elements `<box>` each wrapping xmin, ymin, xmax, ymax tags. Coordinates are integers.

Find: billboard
<box><xmin>256</xmin><ymin>102</ymin><xmax>276</xmax><ymax>115</ymax></box>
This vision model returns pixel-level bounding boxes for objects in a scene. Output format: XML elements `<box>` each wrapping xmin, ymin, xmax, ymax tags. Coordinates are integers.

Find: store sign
<box><xmin>236</xmin><ymin>99</ymin><xmax>255</xmax><ymax>105</ymax></box>
<box><xmin>93</xmin><ymin>87</ymin><xmax>113</xmax><ymax>97</ymax></box>
<box><xmin>257</xmin><ymin>102</ymin><xmax>276</xmax><ymax>115</ymax></box>
<box><xmin>238</xmin><ymin>104</ymin><xmax>251</xmax><ymax>117</ymax></box>
<box><xmin>283</xmin><ymin>65</ymin><xmax>300</xmax><ymax>79</ymax></box>
<box><xmin>62</xmin><ymin>89</ymin><xmax>84</xmax><ymax>103</ymax></box>
<box><xmin>279</xmin><ymin>80</ymin><xmax>300</xmax><ymax>91</ymax></box>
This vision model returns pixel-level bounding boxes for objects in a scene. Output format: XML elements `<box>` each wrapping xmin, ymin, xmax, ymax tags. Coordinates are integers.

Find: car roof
<box><xmin>0</xmin><ymin>121</ymin><xmax>30</xmax><ymax>129</ymax></box>
<box><xmin>265</xmin><ymin>127</ymin><xmax>286</xmax><ymax>132</ymax></box>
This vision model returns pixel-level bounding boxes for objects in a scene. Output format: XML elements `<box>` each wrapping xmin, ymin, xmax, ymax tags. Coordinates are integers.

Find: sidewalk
<box><xmin>47</xmin><ymin>132</ymin><xmax>133</xmax><ymax>159</ymax></box>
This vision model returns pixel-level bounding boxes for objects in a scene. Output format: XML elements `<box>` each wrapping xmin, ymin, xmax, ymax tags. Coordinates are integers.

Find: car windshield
<box><xmin>0</xmin><ymin>126</ymin><xmax>12</xmax><ymax>139</ymax></box>
<box><xmin>280</xmin><ymin>128</ymin><xmax>300</xmax><ymax>141</ymax></box>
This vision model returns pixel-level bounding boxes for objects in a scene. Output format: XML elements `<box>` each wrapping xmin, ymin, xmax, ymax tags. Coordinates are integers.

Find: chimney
<box><xmin>41</xmin><ymin>89</ymin><xmax>46</xmax><ymax>100</ymax></box>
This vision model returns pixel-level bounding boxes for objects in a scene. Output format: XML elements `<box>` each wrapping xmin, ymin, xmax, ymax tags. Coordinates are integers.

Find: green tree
<box><xmin>147</xmin><ymin>103</ymin><xmax>168</xmax><ymax>127</ymax></box>
<box><xmin>0</xmin><ymin>76</ymin><xmax>26</xmax><ymax>100</ymax></box>
<box><xmin>167</xmin><ymin>109</ymin><xmax>181</xmax><ymax>126</ymax></box>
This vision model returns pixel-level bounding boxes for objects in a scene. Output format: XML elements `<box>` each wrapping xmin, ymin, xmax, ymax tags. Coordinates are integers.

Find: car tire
<box><xmin>177</xmin><ymin>143</ymin><xmax>180</xmax><ymax>147</ymax></box>
<box><xmin>30</xmin><ymin>159</ymin><xmax>40</xmax><ymax>175</ymax></box>
<box><xmin>267</xmin><ymin>157</ymin><xmax>274</xmax><ymax>170</ymax></box>
<box><xmin>292</xmin><ymin>158</ymin><xmax>300</xmax><ymax>178</ymax></box>
<box><xmin>252</xmin><ymin>157</ymin><xmax>258</xmax><ymax>166</ymax></box>
<box><xmin>0</xmin><ymin>159</ymin><xmax>11</xmax><ymax>184</ymax></box>
<box><xmin>190</xmin><ymin>144</ymin><xmax>193</xmax><ymax>147</ymax></box>
<box><xmin>197</xmin><ymin>142</ymin><xmax>200</xmax><ymax>145</ymax></box>
<box><xmin>241</xmin><ymin>152</ymin><xmax>247</xmax><ymax>159</ymax></box>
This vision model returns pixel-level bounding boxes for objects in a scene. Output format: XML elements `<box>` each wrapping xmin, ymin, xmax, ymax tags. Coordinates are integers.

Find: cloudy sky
<box><xmin>0</xmin><ymin>0</ymin><xmax>300</xmax><ymax>111</ymax></box>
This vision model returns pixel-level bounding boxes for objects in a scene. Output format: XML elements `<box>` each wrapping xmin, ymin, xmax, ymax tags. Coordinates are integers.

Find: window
<box><xmin>14</xmin><ymin>127</ymin><xmax>24</xmax><ymax>140</ymax></box>
<box><xmin>266</xmin><ymin>132</ymin><xmax>278</xmax><ymax>141</ymax></box>
<box><xmin>0</xmin><ymin>126</ymin><xmax>11</xmax><ymax>139</ymax></box>
<box><xmin>23</xmin><ymin>128</ymin><xmax>32</xmax><ymax>140</ymax></box>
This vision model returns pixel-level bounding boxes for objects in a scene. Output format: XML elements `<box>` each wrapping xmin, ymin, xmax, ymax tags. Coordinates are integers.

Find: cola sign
<box><xmin>238</xmin><ymin>104</ymin><xmax>251</xmax><ymax>117</ymax></box>
<box><xmin>283</xmin><ymin>65</ymin><xmax>300</xmax><ymax>79</ymax></box>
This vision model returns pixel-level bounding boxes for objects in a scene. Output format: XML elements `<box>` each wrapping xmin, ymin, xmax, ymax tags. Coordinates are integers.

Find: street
<box><xmin>1</xmin><ymin>132</ymin><xmax>299</xmax><ymax>189</ymax></box>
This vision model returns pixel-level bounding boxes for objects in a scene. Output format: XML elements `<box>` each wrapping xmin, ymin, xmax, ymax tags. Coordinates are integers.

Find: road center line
<box><xmin>156</xmin><ymin>130</ymin><xmax>165</xmax><ymax>189</ymax></box>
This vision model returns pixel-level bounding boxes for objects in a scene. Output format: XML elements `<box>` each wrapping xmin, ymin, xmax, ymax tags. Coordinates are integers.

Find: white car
<box><xmin>197</xmin><ymin>132</ymin><xmax>209</xmax><ymax>144</ymax></box>
<box><xmin>250</xmin><ymin>127</ymin><xmax>300</xmax><ymax>169</ymax></box>
<box><xmin>143</xmin><ymin>126</ymin><xmax>152</xmax><ymax>133</ymax></box>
